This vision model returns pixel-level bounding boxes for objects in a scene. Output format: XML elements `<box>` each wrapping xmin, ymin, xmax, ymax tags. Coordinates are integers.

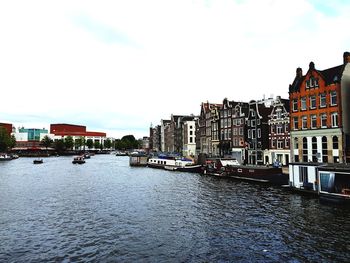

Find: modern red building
<box><xmin>0</xmin><ymin>123</ymin><xmax>13</xmax><ymax>136</ymax></box>
<box><xmin>50</xmin><ymin>124</ymin><xmax>106</xmax><ymax>137</ymax></box>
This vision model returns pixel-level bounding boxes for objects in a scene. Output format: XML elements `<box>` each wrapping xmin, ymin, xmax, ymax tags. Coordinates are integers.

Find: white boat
<box><xmin>0</xmin><ymin>154</ymin><xmax>12</xmax><ymax>161</ymax></box>
<box><xmin>148</xmin><ymin>156</ymin><xmax>202</xmax><ymax>173</ymax></box>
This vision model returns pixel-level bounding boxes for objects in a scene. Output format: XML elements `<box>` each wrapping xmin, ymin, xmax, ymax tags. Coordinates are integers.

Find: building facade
<box><xmin>246</xmin><ymin>99</ymin><xmax>271</xmax><ymax>165</ymax></box>
<box><xmin>183</xmin><ymin>119</ymin><xmax>197</xmax><ymax>157</ymax></box>
<box><xmin>268</xmin><ymin>96</ymin><xmax>290</xmax><ymax>166</ymax></box>
<box><xmin>231</xmin><ymin>102</ymin><xmax>249</xmax><ymax>164</ymax></box>
<box><xmin>50</xmin><ymin>123</ymin><xmax>107</xmax><ymax>150</ymax></box>
<box><xmin>198</xmin><ymin>102</ymin><xmax>222</xmax><ymax>156</ymax></box>
<box><xmin>289</xmin><ymin>56</ymin><xmax>348</xmax><ymax>164</ymax></box>
<box><xmin>0</xmin><ymin>123</ymin><xmax>13</xmax><ymax>136</ymax></box>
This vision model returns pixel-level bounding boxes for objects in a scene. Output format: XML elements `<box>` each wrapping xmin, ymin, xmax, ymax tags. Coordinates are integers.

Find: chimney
<box><xmin>344</xmin><ymin>51</ymin><xmax>350</xmax><ymax>64</ymax></box>
<box><xmin>309</xmin><ymin>61</ymin><xmax>315</xmax><ymax>70</ymax></box>
<box><xmin>296</xmin><ymin>67</ymin><xmax>303</xmax><ymax>78</ymax></box>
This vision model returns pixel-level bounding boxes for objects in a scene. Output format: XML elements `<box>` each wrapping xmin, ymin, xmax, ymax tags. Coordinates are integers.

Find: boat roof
<box><xmin>318</xmin><ymin>163</ymin><xmax>350</xmax><ymax>172</ymax></box>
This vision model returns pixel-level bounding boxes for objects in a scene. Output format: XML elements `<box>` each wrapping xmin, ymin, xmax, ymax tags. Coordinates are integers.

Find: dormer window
<box><xmin>306</xmin><ymin>77</ymin><xmax>319</xmax><ymax>88</ymax></box>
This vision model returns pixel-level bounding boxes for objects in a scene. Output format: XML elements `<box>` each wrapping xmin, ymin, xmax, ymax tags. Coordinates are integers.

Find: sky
<box><xmin>1</xmin><ymin>0</ymin><xmax>349</xmax><ymax>138</ymax></box>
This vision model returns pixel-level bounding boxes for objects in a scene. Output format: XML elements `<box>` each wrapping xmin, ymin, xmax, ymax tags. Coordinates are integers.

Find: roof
<box><xmin>289</xmin><ymin>63</ymin><xmax>345</xmax><ymax>93</ymax></box>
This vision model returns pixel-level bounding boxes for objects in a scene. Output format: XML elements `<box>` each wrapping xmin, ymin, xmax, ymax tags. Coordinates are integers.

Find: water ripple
<box><xmin>1</xmin><ymin>155</ymin><xmax>350</xmax><ymax>262</ymax></box>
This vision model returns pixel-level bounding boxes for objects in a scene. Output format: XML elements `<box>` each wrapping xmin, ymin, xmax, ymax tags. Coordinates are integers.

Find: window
<box><xmin>251</xmin><ymin>129</ymin><xmax>256</xmax><ymax>139</ymax></box>
<box><xmin>322</xmin><ymin>136</ymin><xmax>328</xmax><ymax>163</ymax></box>
<box><xmin>312</xmin><ymin>137</ymin><xmax>317</xmax><ymax>162</ymax></box>
<box><xmin>239</xmin><ymin>127</ymin><xmax>243</xmax><ymax>135</ymax></box>
<box><xmin>233</xmin><ymin>128</ymin><xmax>238</xmax><ymax>135</ymax></box>
<box><xmin>257</xmin><ymin>119</ymin><xmax>260</xmax><ymax>125</ymax></box>
<box><xmin>190</xmin><ymin>131</ymin><xmax>193</xmax><ymax>135</ymax></box>
<box><xmin>321</xmin><ymin>114</ymin><xmax>327</xmax><ymax>128</ymax></box>
<box><xmin>228</xmin><ymin>129</ymin><xmax>231</xmax><ymax>139</ymax></box>
<box><xmin>330</xmin><ymin>91</ymin><xmax>337</xmax><ymax>106</ymax></box>
<box><xmin>258</xmin><ymin>129</ymin><xmax>261</xmax><ymax>138</ymax></box>
<box><xmin>190</xmin><ymin>137</ymin><xmax>193</xmax><ymax>143</ymax></box>
<box><xmin>277</xmin><ymin>111</ymin><xmax>282</xmax><ymax>119</ymax></box>
<box><xmin>285</xmin><ymin>139</ymin><xmax>289</xmax><ymax>148</ymax></box>
<box><xmin>271</xmin><ymin>125</ymin><xmax>275</xmax><ymax>133</ymax></box>
<box><xmin>310</xmin><ymin>96</ymin><xmax>316</xmax><ymax>109</ymax></box>
<box><xmin>293</xmin><ymin>117</ymin><xmax>299</xmax><ymax>130</ymax></box>
<box><xmin>277</xmin><ymin>140</ymin><xmax>284</xmax><ymax>149</ymax></box>
<box><xmin>271</xmin><ymin>139</ymin><xmax>275</xmax><ymax>148</ymax></box>
<box><xmin>320</xmin><ymin>93</ymin><xmax>326</xmax><ymax>108</ymax></box>
<box><xmin>302</xmin><ymin>116</ymin><xmax>308</xmax><ymax>129</ymax></box>
<box><xmin>251</xmin><ymin>120</ymin><xmax>256</xmax><ymax>127</ymax></box>
<box><xmin>301</xmin><ymin>97</ymin><xmax>307</xmax><ymax>110</ymax></box>
<box><xmin>276</xmin><ymin>125</ymin><xmax>283</xmax><ymax>134</ymax></box>
<box><xmin>299</xmin><ymin>166</ymin><xmax>308</xmax><ymax>183</ymax></box>
<box><xmin>292</xmin><ymin>99</ymin><xmax>298</xmax><ymax>111</ymax></box>
<box><xmin>294</xmin><ymin>138</ymin><xmax>299</xmax><ymax>149</ymax></box>
<box><xmin>311</xmin><ymin>115</ymin><xmax>317</xmax><ymax>129</ymax></box>
<box><xmin>331</xmin><ymin>113</ymin><xmax>338</xmax><ymax>127</ymax></box>
<box><xmin>302</xmin><ymin>137</ymin><xmax>308</xmax><ymax>162</ymax></box>
<box><xmin>228</xmin><ymin>118</ymin><xmax>231</xmax><ymax>127</ymax></box>
<box><xmin>333</xmin><ymin>136</ymin><xmax>339</xmax><ymax>149</ymax></box>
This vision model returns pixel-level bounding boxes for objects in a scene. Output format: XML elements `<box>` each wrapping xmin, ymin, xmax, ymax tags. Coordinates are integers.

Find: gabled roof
<box><xmin>289</xmin><ymin>62</ymin><xmax>345</xmax><ymax>93</ymax></box>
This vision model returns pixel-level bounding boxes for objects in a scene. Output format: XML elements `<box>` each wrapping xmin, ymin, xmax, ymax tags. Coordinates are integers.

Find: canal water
<box><xmin>0</xmin><ymin>155</ymin><xmax>350</xmax><ymax>262</ymax></box>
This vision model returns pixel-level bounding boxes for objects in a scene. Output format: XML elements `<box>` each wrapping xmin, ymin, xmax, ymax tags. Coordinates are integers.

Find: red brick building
<box><xmin>289</xmin><ymin>53</ymin><xmax>349</xmax><ymax>163</ymax></box>
<box><xmin>50</xmin><ymin>124</ymin><xmax>106</xmax><ymax>137</ymax></box>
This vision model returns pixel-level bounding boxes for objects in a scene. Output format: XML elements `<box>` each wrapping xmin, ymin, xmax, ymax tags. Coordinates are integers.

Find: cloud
<box><xmin>71</xmin><ymin>14</ymin><xmax>140</xmax><ymax>47</ymax></box>
<box><xmin>1</xmin><ymin>0</ymin><xmax>350</xmax><ymax>139</ymax></box>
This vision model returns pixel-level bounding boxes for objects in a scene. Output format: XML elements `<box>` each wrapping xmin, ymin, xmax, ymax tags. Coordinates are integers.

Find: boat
<box><xmin>0</xmin><ymin>154</ymin><xmax>12</xmax><ymax>161</ymax></box>
<box><xmin>129</xmin><ymin>152</ymin><xmax>148</xmax><ymax>167</ymax></box>
<box><xmin>83</xmin><ymin>153</ymin><xmax>91</xmax><ymax>159</ymax></box>
<box><xmin>72</xmin><ymin>156</ymin><xmax>85</xmax><ymax>164</ymax></box>
<box><xmin>116</xmin><ymin>151</ymin><xmax>128</xmax><ymax>156</ymax></box>
<box><xmin>317</xmin><ymin>164</ymin><xmax>350</xmax><ymax>204</ymax></box>
<box><xmin>33</xmin><ymin>159</ymin><xmax>43</xmax><ymax>164</ymax></box>
<box><xmin>148</xmin><ymin>156</ymin><xmax>202</xmax><ymax>173</ymax></box>
<box><xmin>203</xmin><ymin>158</ymin><xmax>288</xmax><ymax>185</ymax></box>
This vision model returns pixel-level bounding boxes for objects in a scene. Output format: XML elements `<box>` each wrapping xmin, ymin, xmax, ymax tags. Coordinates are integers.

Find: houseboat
<box><xmin>203</xmin><ymin>158</ymin><xmax>288</xmax><ymax>185</ymax></box>
<box><xmin>147</xmin><ymin>156</ymin><xmax>202</xmax><ymax>173</ymax></box>
<box><xmin>129</xmin><ymin>152</ymin><xmax>148</xmax><ymax>167</ymax></box>
<box><xmin>317</xmin><ymin>164</ymin><xmax>350</xmax><ymax>204</ymax></box>
<box><xmin>288</xmin><ymin>162</ymin><xmax>321</xmax><ymax>194</ymax></box>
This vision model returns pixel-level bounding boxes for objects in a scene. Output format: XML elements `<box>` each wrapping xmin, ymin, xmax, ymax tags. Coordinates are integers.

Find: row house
<box><xmin>246</xmin><ymin>99</ymin><xmax>272</xmax><ymax>165</ymax></box>
<box><xmin>268</xmin><ymin>96</ymin><xmax>290</xmax><ymax>166</ymax></box>
<box><xmin>231</xmin><ymin>102</ymin><xmax>249</xmax><ymax>163</ymax></box>
<box><xmin>289</xmin><ymin>52</ymin><xmax>350</xmax><ymax>164</ymax></box>
<box><xmin>218</xmin><ymin>98</ymin><xmax>249</xmax><ymax>163</ymax></box>
<box><xmin>182</xmin><ymin>116</ymin><xmax>197</xmax><ymax>157</ymax></box>
<box><xmin>163</xmin><ymin>120</ymin><xmax>174</xmax><ymax>153</ymax></box>
<box><xmin>160</xmin><ymin>119</ymin><xmax>171</xmax><ymax>152</ymax></box>
<box><xmin>149</xmin><ymin>124</ymin><xmax>161</xmax><ymax>152</ymax></box>
<box><xmin>198</xmin><ymin>101</ymin><xmax>222</xmax><ymax>157</ymax></box>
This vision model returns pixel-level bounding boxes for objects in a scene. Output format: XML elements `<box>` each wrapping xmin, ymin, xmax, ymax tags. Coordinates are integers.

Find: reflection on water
<box><xmin>1</xmin><ymin>155</ymin><xmax>350</xmax><ymax>262</ymax></box>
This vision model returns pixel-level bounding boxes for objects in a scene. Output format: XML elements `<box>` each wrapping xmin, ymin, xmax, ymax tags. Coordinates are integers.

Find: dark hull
<box><xmin>148</xmin><ymin>163</ymin><xmax>202</xmax><ymax>173</ymax></box>
<box><xmin>319</xmin><ymin>193</ymin><xmax>350</xmax><ymax>205</ymax></box>
<box><xmin>203</xmin><ymin>165</ymin><xmax>288</xmax><ymax>185</ymax></box>
<box><xmin>72</xmin><ymin>160</ymin><xmax>85</xmax><ymax>164</ymax></box>
<box><xmin>33</xmin><ymin>160</ymin><xmax>43</xmax><ymax>164</ymax></box>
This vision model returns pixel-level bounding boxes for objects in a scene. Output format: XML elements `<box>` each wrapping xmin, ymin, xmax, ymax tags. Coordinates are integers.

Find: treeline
<box><xmin>0</xmin><ymin>127</ymin><xmax>16</xmax><ymax>152</ymax></box>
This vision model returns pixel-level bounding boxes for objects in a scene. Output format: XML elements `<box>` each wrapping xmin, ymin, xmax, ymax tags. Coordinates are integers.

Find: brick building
<box><xmin>289</xmin><ymin>52</ymin><xmax>350</xmax><ymax>163</ymax></box>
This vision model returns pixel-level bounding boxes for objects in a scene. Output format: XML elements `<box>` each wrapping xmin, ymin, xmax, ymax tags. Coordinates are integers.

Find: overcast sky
<box><xmin>1</xmin><ymin>0</ymin><xmax>349</xmax><ymax>138</ymax></box>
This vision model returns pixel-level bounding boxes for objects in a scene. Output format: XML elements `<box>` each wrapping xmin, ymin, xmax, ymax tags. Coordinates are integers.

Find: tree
<box><xmin>9</xmin><ymin>135</ymin><xmax>16</xmax><ymax>149</ymax></box>
<box><xmin>94</xmin><ymin>141</ymin><xmax>100</xmax><ymax>150</ymax></box>
<box><xmin>86</xmin><ymin>139</ymin><xmax>93</xmax><ymax>150</ymax></box>
<box><xmin>0</xmin><ymin>127</ymin><xmax>11</xmax><ymax>152</ymax></box>
<box><xmin>54</xmin><ymin>139</ymin><xmax>65</xmax><ymax>153</ymax></box>
<box><xmin>104</xmin><ymin>139</ymin><xmax>112</xmax><ymax>149</ymax></box>
<box><xmin>64</xmin><ymin>136</ymin><xmax>74</xmax><ymax>150</ymax></box>
<box><xmin>75</xmin><ymin>137</ymin><xmax>82</xmax><ymax>150</ymax></box>
<box><xmin>120</xmin><ymin>135</ymin><xmax>139</xmax><ymax>150</ymax></box>
<box><xmin>41</xmin><ymin>135</ymin><xmax>53</xmax><ymax>149</ymax></box>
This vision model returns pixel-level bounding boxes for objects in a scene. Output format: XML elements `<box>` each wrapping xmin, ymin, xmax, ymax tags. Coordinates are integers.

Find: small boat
<box><xmin>33</xmin><ymin>159</ymin><xmax>43</xmax><ymax>164</ymax></box>
<box><xmin>0</xmin><ymin>154</ymin><xmax>12</xmax><ymax>161</ymax></box>
<box><xmin>148</xmin><ymin>156</ymin><xmax>202</xmax><ymax>173</ymax></box>
<box><xmin>116</xmin><ymin>151</ymin><xmax>127</xmax><ymax>156</ymax></box>
<box><xmin>83</xmin><ymin>153</ymin><xmax>91</xmax><ymax>159</ymax></box>
<box><xmin>72</xmin><ymin>156</ymin><xmax>85</xmax><ymax>164</ymax></box>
